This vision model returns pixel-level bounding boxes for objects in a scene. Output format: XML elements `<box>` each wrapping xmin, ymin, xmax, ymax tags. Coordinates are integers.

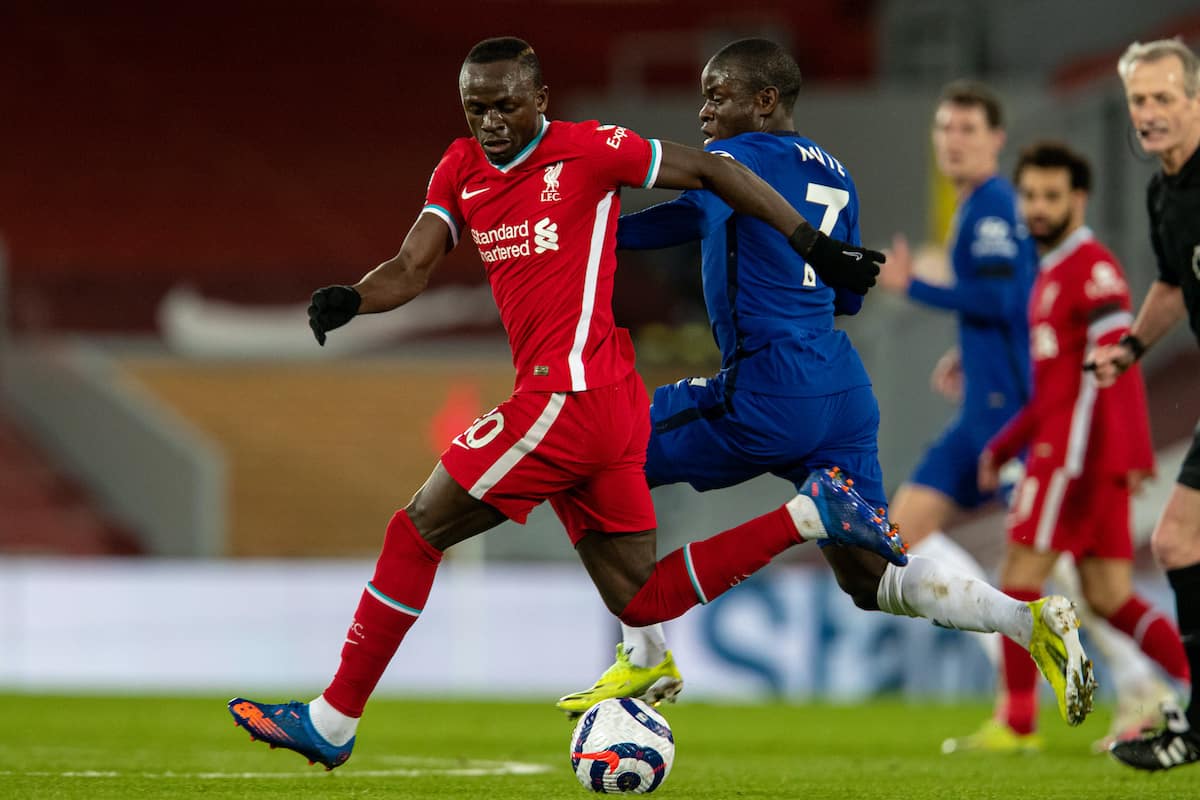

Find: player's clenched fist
<box><xmin>308</xmin><ymin>285</ymin><xmax>362</xmax><ymax>345</ymax></box>
<box><xmin>1084</xmin><ymin>343</ymin><xmax>1135</xmax><ymax>388</ymax></box>
<box><xmin>787</xmin><ymin>226</ymin><xmax>884</xmax><ymax>295</ymax></box>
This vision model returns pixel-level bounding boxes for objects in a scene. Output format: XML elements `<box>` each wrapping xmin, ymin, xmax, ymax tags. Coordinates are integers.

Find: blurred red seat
<box><xmin>0</xmin><ymin>408</ymin><xmax>143</xmax><ymax>556</ymax></box>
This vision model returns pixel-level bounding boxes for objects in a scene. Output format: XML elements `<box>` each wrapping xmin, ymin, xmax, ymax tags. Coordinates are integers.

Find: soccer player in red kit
<box><xmin>225</xmin><ymin>36</ymin><xmax>902</xmax><ymax>769</ymax></box>
<box><xmin>945</xmin><ymin>142</ymin><xmax>1190</xmax><ymax>753</ymax></box>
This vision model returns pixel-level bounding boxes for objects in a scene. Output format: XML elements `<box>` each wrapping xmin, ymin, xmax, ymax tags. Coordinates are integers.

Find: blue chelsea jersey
<box><xmin>618</xmin><ymin>131</ymin><xmax>872</xmax><ymax>397</ymax></box>
<box><xmin>908</xmin><ymin>176</ymin><xmax>1036</xmax><ymax>417</ymax></box>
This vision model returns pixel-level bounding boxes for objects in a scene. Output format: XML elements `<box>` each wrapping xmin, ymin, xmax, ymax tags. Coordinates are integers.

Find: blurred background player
<box><xmin>1096</xmin><ymin>38</ymin><xmax>1200</xmax><ymax>772</ymax></box>
<box><xmin>878</xmin><ymin>80</ymin><xmax>1037</xmax><ymax>668</ymax></box>
<box><xmin>225</xmin><ymin>35</ymin><xmax>901</xmax><ymax>770</ymax></box>
<box><xmin>943</xmin><ymin>141</ymin><xmax>1189</xmax><ymax>755</ymax></box>
<box><xmin>555</xmin><ymin>40</ymin><xmax>1095</xmax><ymax>732</ymax></box>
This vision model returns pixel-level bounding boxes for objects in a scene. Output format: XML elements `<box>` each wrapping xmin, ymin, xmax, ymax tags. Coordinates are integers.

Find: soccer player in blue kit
<box><xmin>881</xmin><ymin>81</ymin><xmax>1036</xmax><ymax>558</ymax></box>
<box><xmin>886</xmin><ymin>81</ymin><xmax>1175</xmax><ymax>752</ymax></box>
<box><xmin>878</xmin><ymin>80</ymin><xmax>1036</xmax><ymax>666</ymax></box>
<box><xmin>557</xmin><ymin>40</ymin><xmax>1094</xmax><ymax>727</ymax></box>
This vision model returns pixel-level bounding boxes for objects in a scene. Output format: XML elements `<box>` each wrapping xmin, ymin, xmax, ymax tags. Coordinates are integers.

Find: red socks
<box><xmin>998</xmin><ymin>587</ymin><xmax>1041</xmax><ymax>735</ymax></box>
<box><xmin>323</xmin><ymin>504</ymin><xmax>802</xmax><ymax>713</ymax></box>
<box><xmin>619</xmin><ymin>506</ymin><xmax>800</xmax><ymax>626</ymax></box>
<box><xmin>323</xmin><ymin>510</ymin><xmax>442</xmax><ymax>717</ymax></box>
<box><xmin>1106</xmin><ymin>594</ymin><xmax>1191</xmax><ymax>682</ymax></box>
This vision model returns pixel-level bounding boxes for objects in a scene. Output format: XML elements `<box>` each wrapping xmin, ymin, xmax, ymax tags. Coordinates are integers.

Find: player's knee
<box><xmin>1149</xmin><ymin>532</ymin><xmax>1172</xmax><ymax>569</ymax></box>
<box><xmin>404</xmin><ymin>496</ymin><xmax>450</xmax><ymax>550</ymax></box>
<box><xmin>1150</xmin><ymin>509</ymin><xmax>1200</xmax><ymax>569</ymax></box>
<box><xmin>403</xmin><ymin>472</ymin><xmax>506</xmax><ymax>551</ymax></box>
<box><xmin>888</xmin><ymin>486</ymin><xmax>950</xmax><ymax>545</ymax></box>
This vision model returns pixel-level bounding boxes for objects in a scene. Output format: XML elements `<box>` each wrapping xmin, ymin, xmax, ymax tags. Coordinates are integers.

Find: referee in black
<box><xmin>1089</xmin><ymin>37</ymin><xmax>1200</xmax><ymax>771</ymax></box>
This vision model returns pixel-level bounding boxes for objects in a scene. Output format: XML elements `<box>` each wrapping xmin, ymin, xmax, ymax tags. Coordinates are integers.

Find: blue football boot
<box><xmin>800</xmin><ymin>467</ymin><xmax>908</xmax><ymax>566</ymax></box>
<box><xmin>228</xmin><ymin>697</ymin><xmax>354</xmax><ymax>770</ymax></box>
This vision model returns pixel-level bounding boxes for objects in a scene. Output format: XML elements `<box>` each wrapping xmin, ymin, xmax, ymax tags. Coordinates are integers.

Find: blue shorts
<box><xmin>909</xmin><ymin>415</ymin><xmax>1013</xmax><ymax>510</ymax></box>
<box><xmin>645</xmin><ymin>375</ymin><xmax>886</xmax><ymax>510</ymax></box>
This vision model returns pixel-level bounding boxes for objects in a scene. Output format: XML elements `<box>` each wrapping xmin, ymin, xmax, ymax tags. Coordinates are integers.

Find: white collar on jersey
<box><xmin>485</xmin><ymin>115</ymin><xmax>549</xmax><ymax>174</ymax></box>
<box><xmin>1039</xmin><ymin>225</ymin><xmax>1093</xmax><ymax>272</ymax></box>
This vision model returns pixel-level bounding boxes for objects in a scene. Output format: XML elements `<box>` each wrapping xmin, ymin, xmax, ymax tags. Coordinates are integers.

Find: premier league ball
<box><xmin>570</xmin><ymin>698</ymin><xmax>675</xmax><ymax>794</ymax></box>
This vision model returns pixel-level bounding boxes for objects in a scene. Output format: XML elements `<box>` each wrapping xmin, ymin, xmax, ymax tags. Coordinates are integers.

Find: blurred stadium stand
<box><xmin>0</xmin><ymin>0</ymin><xmax>875</xmax><ymax>333</ymax></box>
<box><xmin>0</xmin><ymin>402</ymin><xmax>141</xmax><ymax>555</ymax></box>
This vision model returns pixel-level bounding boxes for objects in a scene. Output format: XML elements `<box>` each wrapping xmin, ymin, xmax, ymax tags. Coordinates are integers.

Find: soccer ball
<box><xmin>570</xmin><ymin>698</ymin><xmax>674</xmax><ymax>794</ymax></box>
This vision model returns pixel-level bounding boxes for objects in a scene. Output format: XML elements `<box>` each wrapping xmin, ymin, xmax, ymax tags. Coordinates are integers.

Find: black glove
<box><xmin>788</xmin><ymin>225</ymin><xmax>884</xmax><ymax>296</ymax></box>
<box><xmin>307</xmin><ymin>285</ymin><xmax>362</xmax><ymax>346</ymax></box>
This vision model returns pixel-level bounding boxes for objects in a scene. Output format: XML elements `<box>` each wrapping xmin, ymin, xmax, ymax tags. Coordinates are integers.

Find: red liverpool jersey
<box><xmin>988</xmin><ymin>226</ymin><xmax>1154</xmax><ymax>477</ymax></box>
<box><xmin>422</xmin><ymin>117</ymin><xmax>662</xmax><ymax>393</ymax></box>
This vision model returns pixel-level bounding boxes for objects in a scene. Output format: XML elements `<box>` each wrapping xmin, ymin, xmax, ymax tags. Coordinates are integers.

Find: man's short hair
<box><xmin>1014</xmin><ymin>141</ymin><xmax>1092</xmax><ymax>192</ymax></box>
<box><xmin>709</xmin><ymin>38</ymin><xmax>803</xmax><ymax>113</ymax></box>
<box><xmin>938</xmin><ymin>79</ymin><xmax>1004</xmax><ymax>129</ymax></box>
<box><xmin>463</xmin><ymin>37</ymin><xmax>543</xmax><ymax>88</ymax></box>
<box><xmin>1118</xmin><ymin>38</ymin><xmax>1200</xmax><ymax>97</ymax></box>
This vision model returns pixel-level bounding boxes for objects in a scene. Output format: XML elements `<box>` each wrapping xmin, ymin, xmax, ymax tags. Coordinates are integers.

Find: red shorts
<box><xmin>1006</xmin><ymin>468</ymin><xmax>1132</xmax><ymax>560</ymax></box>
<box><xmin>440</xmin><ymin>370</ymin><xmax>656</xmax><ymax>544</ymax></box>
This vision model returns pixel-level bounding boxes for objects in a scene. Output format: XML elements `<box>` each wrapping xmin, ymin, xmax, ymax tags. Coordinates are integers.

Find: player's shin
<box><xmin>1168</xmin><ymin>563</ymin><xmax>1200</xmax><ymax>727</ymax></box>
<box><xmin>999</xmin><ymin>589</ymin><xmax>1043</xmax><ymax>732</ymax></box>
<box><xmin>322</xmin><ymin>510</ymin><xmax>443</xmax><ymax>719</ymax></box>
<box><xmin>1052</xmin><ymin>556</ymin><xmax>1161</xmax><ymax>695</ymax></box>
<box><xmin>876</xmin><ymin>555</ymin><xmax>1034</xmax><ymax>646</ymax></box>
<box><xmin>909</xmin><ymin>532</ymin><xmax>1001</xmax><ymax>665</ymax></box>
<box><xmin>1107</xmin><ymin>594</ymin><xmax>1192</xmax><ymax>688</ymax></box>
<box><xmin>1000</xmin><ymin>631</ymin><xmax>1040</xmax><ymax>734</ymax></box>
<box><xmin>1079</xmin><ymin>610</ymin><xmax>1162</xmax><ymax>696</ymax></box>
<box><xmin>619</xmin><ymin>506</ymin><xmax>800</xmax><ymax>625</ymax></box>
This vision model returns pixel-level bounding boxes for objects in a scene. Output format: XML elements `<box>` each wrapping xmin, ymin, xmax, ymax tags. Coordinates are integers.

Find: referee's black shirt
<box><xmin>1148</xmin><ymin>143</ymin><xmax>1200</xmax><ymax>346</ymax></box>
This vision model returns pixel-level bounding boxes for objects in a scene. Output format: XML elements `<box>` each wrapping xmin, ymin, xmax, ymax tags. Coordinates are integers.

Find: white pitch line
<box><xmin>0</xmin><ymin>759</ymin><xmax>553</xmax><ymax>780</ymax></box>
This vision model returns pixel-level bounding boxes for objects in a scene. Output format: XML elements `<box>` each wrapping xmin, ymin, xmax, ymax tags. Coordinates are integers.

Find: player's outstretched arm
<box><xmin>308</xmin><ymin>214</ymin><xmax>451</xmax><ymax>346</ymax></box>
<box><xmin>1084</xmin><ymin>280</ymin><xmax>1185</xmax><ymax>385</ymax></box>
<box><xmin>652</xmin><ymin>141</ymin><xmax>883</xmax><ymax>295</ymax></box>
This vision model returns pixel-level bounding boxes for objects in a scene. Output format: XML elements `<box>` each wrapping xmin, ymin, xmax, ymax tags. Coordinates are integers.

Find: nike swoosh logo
<box><xmin>842</xmin><ymin>251</ymin><xmax>863</xmax><ymax>261</ymax></box>
<box><xmin>461</xmin><ymin>186</ymin><xmax>490</xmax><ymax>200</ymax></box>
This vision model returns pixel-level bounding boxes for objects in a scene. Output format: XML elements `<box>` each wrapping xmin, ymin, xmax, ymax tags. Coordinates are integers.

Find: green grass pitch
<box><xmin>0</xmin><ymin>695</ymin><xmax>1191</xmax><ymax>799</ymax></box>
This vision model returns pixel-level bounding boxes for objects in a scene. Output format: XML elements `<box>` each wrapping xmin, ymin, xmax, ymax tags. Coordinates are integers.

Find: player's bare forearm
<box><xmin>354</xmin><ymin>253</ymin><xmax>431</xmax><ymax>313</ymax></box>
<box><xmin>307</xmin><ymin>213</ymin><xmax>448</xmax><ymax>346</ymax></box>
<box><xmin>652</xmin><ymin>141</ymin><xmax>882</xmax><ymax>295</ymax></box>
<box><xmin>1084</xmin><ymin>282</ymin><xmax>1183</xmax><ymax>383</ymax></box>
<box><xmin>355</xmin><ymin>213</ymin><xmax>449</xmax><ymax>314</ymax></box>
<box><xmin>654</xmin><ymin>141</ymin><xmax>804</xmax><ymax>237</ymax></box>
<box><xmin>1128</xmin><ymin>280</ymin><xmax>1186</xmax><ymax>350</ymax></box>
